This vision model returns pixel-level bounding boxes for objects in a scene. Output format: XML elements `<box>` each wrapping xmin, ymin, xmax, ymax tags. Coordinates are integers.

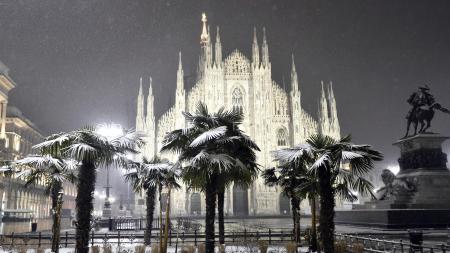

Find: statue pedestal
<box><xmin>335</xmin><ymin>134</ymin><xmax>450</xmax><ymax>228</ymax></box>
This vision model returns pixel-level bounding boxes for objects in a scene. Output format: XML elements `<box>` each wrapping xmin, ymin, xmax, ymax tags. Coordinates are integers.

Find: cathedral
<box><xmin>134</xmin><ymin>14</ymin><xmax>340</xmax><ymax>217</ymax></box>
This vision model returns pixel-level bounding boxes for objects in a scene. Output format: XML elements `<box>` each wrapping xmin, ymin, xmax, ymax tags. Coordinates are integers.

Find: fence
<box><xmin>3</xmin><ymin>229</ymin><xmax>450</xmax><ymax>252</ymax></box>
<box><xmin>336</xmin><ymin>233</ymin><xmax>450</xmax><ymax>253</ymax></box>
<box><xmin>0</xmin><ymin>229</ymin><xmax>298</xmax><ymax>249</ymax></box>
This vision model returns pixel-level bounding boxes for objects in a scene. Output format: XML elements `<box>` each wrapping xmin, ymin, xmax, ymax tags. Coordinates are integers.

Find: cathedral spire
<box><xmin>206</xmin><ymin>25</ymin><xmax>213</xmax><ymax>65</ymax></box>
<box><xmin>319</xmin><ymin>80</ymin><xmax>330</xmax><ymax>135</ymax></box>
<box><xmin>215</xmin><ymin>26</ymin><xmax>222</xmax><ymax>67</ymax></box>
<box><xmin>252</xmin><ymin>27</ymin><xmax>260</xmax><ymax>67</ymax></box>
<box><xmin>290</xmin><ymin>54</ymin><xmax>298</xmax><ymax>93</ymax></box>
<box><xmin>146</xmin><ymin>77</ymin><xmax>154</xmax><ymax>123</ymax></box>
<box><xmin>262</xmin><ymin>27</ymin><xmax>270</xmax><ymax>67</ymax></box>
<box><xmin>145</xmin><ymin>76</ymin><xmax>156</xmax><ymax>159</ymax></box>
<box><xmin>327</xmin><ymin>81</ymin><xmax>340</xmax><ymax>138</ymax></box>
<box><xmin>200</xmin><ymin>13</ymin><xmax>209</xmax><ymax>46</ymax></box>
<box><xmin>177</xmin><ymin>52</ymin><xmax>184</xmax><ymax>90</ymax></box>
<box><xmin>136</xmin><ymin>77</ymin><xmax>145</xmax><ymax>131</ymax></box>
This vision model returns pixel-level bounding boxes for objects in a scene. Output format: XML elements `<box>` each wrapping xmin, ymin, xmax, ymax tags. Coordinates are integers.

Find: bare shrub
<box><xmin>151</xmin><ymin>244</ymin><xmax>160</xmax><ymax>253</ymax></box>
<box><xmin>334</xmin><ymin>240</ymin><xmax>348</xmax><ymax>253</ymax></box>
<box><xmin>197</xmin><ymin>243</ymin><xmax>205</xmax><ymax>253</ymax></box>
<box><xmin>285</xmin><ymin>241</ymin><xmax>297</xmax><ymax>253</ymax></box>
<box><xmin>135</xmin><ymin>245</ymin><xmax>146</xmax><ymax>253</ymax></box>
<box><xmin>351</xmin><ymin>243</ymin><xmax>364</xmax><ymax>253</ymax></box>
<box><xmin>183</xmin><ymin>244</ymin><xmax>196</xmax><ymax>253</ymax></box>
<box><xmin>258</xmin><ymin>241</ymin><xmax>269</xmax><ymax>253</ymax></box>
<box><xmin>103</xmin><ymin>244</ymin><xmax>112</xmax><ymax>253</ymax></box>
<box><xmin>218</xmin><ymin>244</ymin><xmax>226</xmax><ymax>253</ymax></box>
<box><xmin>91</xmin><ymin>245</ymin><xmax>100</xmax><ymax>253</ymax></box>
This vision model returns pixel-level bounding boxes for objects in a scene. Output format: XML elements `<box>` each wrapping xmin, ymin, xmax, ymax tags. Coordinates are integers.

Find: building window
<box><xmin>232</xmin><ymin>88</ymin><xmax>243</xmax><ymax>113</ymax></box>
<box><xmin>277</xmin><ymin>128</ymin><xmax>287</xmax><ymax>146</ymax></box>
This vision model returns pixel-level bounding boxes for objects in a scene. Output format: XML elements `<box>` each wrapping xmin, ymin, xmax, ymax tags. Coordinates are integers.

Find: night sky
<box><xmin>1</xmin><ymin>0</ymin><xmax>450</xmax><ymax>167</ymax></box>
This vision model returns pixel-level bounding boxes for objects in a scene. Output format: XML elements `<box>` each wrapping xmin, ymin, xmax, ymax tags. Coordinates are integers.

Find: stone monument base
<box><xmin>336</xmin><ymin>134</ymin><xmax>450</xmax><ymax>229</ymax></box>
<box><xmin>335</xmin><ymin>209</ymin><xmax>450</xmax><ymax>229</ymax></box>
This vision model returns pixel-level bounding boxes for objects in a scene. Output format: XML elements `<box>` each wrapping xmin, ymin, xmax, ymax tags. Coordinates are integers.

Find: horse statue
<box><xmin>404</xmin><ymin>103</ymin><xmax>450</xmax><ymax>137</ymax></box>
<box><xmin>404</xmin><ymin>85</ymin><xmax>450</xmax><ymax>138</ymax></box>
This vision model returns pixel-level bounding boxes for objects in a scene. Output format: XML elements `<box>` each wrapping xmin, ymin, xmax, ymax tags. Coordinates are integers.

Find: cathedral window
<box><xmin>232</xmin><ymin>88</ymin><xmax>244</xmax><ymax>113</ymax></box>
<box><xmin>277</xmin><ymin>128</ymin><xmax>287</xmax><ymax>146</ymax></box>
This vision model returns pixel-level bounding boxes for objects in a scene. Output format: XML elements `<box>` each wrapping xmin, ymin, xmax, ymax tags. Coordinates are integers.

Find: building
<box><xmin>134</xmin><ymin>14</ymin><xmax>341</xmax><ymax>216</ymax></box>
<box><xmin>0</xmin><ymin>60</ymin><xmax>76</xmax><ymax>233</ymax></box>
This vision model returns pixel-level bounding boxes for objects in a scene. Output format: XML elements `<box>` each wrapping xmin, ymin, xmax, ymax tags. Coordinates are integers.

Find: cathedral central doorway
<box><xmin>233</xmin><ymin>185</ymin><xmax>249</xmax><ymax>216</ymax></box>
<box><xmin>279</xmin><ymin>193</ymin><xmax>291</xmax><ymax>215</ymax></box>
<box><xmin>190</xmin><ymin>193</ymin><xmax>201</xmax><ymax>215</ymax></box>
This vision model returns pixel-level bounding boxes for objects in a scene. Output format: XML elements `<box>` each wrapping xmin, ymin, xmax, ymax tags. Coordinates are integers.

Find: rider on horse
<box><xmin>404</xmin><ymin>84</ymin><xmax>450</xmax><ymax>137</ymax></box>
<box><xmin>406</xmin><ymin>85</ymin><xmax>435</xmax><ymax>121</ymax></box>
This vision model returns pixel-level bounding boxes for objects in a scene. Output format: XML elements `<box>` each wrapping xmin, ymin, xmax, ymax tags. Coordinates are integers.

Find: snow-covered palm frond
<box><xmin>215</xmin><ymin>136</ymin><xmax>240</xmax><ymax>145</ymax></box>
<box><xmin>0</xmin><ymin>165</ymin><xmax>15</xmax><ymax>173</ymax></box>
<box><xmin>310</xmin><ymin>152</ymin><xmax>330</xmax><ymax>170</ymax></box>
<box><xmin>16</xmin><ymin>155</ymin><xmax>63</xmax><ymax>170</ymax></box>
<box><xmin>62</xmin><ymin>158</ymin><xmax>79</xmax><ymax>171</ymax></box>
<box><xmin>208</xmin><ymin>153</ymin><xmax>235</xmax><ymax>172</ymax></box>
<box><xmin>15</xmin><ymin>169</ymin><xmax>33</xmax><ymax>179</ymax></box>
<box><xmin>341</xmin><ymin>151</ymin><xmax>364</xmax><ymax>160</ymax></box>
<box><xmin>189</xmin><ymin>126</ymin><xmax>227</xmax><ymax>147</ymax></box>
<box><xmin>52</xmin><ymin>173</ymin><xmax>67</xmax><ymax>183</ymax></box>
<box><xmin>110</xmin><ymin>129</ymin><xmax>145</xmax><ymax>150</ymax></box>
<box><xmin>65</xmin><ymin>143</ymin><xmax>98</xmax><ymax>161</ymax></box>
<box><xmin>190</xmin><ymin>150</ymin><xmax>209</xmax><ymax>165</ymax></box>
<box><xmin>272</xmin><ymin>144</ymin><xmax>313</xmax><ymax>163</ymax></box>
<box><xmin>143</xmin><ymin>163</ymin><xmax>173</xmax><ymax>172</ymax></box>
<box><xmin>32</xmin><ymin>133</ymin><xmax>71</xmax><ymax>150</ymax></box>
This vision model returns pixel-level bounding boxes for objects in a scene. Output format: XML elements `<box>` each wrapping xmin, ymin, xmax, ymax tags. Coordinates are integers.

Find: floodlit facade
<box><xmin>0</xmin><ymin>61</ymin><xmax>76</xmax><ymax>233</ymax></box>
<box><xmin>134</xmin><ymin>14</ymin><xmax>340</xmax><ymax>216</ymax></box>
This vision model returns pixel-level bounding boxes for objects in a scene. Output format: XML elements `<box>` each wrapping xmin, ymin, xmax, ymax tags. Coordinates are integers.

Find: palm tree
<box><xmin>216</xmin><ymin>162</ymin><xmax>257</xmax><ymax>245</ymax></box>
<box><xmin>214</xmin><ymin>109</ymin><xmax>259</xmax><ymax>245</ymax></box>
<box><xmin>125</xmin><ymin>157</ymin><xmax>180</xmax><ymax>247</ymax></box>
<box><xmin>262</xmin><ymin>163</ymin><xmax>303</xmax><ymax>245</ymax></box>
<box><xmin>161</xmin><ymin>162</ymin><xmax>181</xmax><ymax>253</ymax></box>
<box><xmin>273</xmin><ymin>134</ymin><xmax>382</xmax><ymax>253</ymax></box>
<box><xmin>34</xmin><ymin>127</ymin><xmax>144</xmax><ymax>253</ymax></box>
<box><xmin>15</xmin><ymin>155</ymin><xmax>78</xmax><ymax>253</ymax></box>
<box><xmin>161</xmin><ymin>103</ymin><xmax>258</xmax><ymax>253</ymax></box>
<box><xmin>295</xmin><ymin>171</ymin><xmax>320</xmax><ymax>252</ymax></box>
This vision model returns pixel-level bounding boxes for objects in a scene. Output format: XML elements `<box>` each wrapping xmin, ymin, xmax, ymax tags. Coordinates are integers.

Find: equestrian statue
<box><xmin>404</xmin><ymin>85</ymin><xmax>450</xmax><ymax>138</ymax></box>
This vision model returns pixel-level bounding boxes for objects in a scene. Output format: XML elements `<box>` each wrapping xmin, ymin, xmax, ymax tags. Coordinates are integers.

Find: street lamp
<box><xmin>95</xmin><ymin>123</ymin><xmax>124</xmax><ymax>218</ymax></box>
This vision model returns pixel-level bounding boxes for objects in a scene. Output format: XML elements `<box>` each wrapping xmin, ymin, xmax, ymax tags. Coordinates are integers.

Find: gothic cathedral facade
<box><xmin>134</xmin><ymin>14</ymin><xmax>340</xmax><ymax>217</ymax></box>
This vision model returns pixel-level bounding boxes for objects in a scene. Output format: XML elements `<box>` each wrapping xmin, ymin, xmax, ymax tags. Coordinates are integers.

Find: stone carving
<box><xmin>398</xmin><ymin>148</ymin><xmax>447</xmax><ymax>170</ymax></box>
<box><xmin>375</xmin><ymin>169</ymin><xmax>416</xmax><ymax>200</ymax></box>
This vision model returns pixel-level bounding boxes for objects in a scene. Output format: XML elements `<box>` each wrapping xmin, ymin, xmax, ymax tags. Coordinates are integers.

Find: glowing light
<box><xmin>387</xmin><ymin>165</ymin><xmax>400</xmax><ymax>175</ymax></box>
<box><xmin>96</xmin><ymin>123</ymin><xmax>123</xmax><ymax>140</ymax></box>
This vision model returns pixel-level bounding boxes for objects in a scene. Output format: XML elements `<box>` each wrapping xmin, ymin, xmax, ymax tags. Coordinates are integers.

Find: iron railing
<box><xmin>0</xmin><ymin>229</ymin><xmax>299</xmax><ymax>249</ymax></box>
<box><xmin>336</xmin><ymin>233</ymin><xmax>450</xmax><ymax>253</ymax></box>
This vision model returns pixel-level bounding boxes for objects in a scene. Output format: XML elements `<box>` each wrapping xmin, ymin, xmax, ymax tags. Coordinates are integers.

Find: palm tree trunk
<box><xmin>290</xmin><ymin>196</ymin><xmax>301</xmax><ymax>244</ymax></box>
<box><xmin>205</xmin><ymin>179</ymin><xmax>217</xmax><ymax>253</ymax></box>
<box><xmin>75</xmin><ymin>160</ymin><xmax>96</xmax><ymax>253</ymax></box>
<box><xmin>51</xmin><ymin>181</ymin><xmax>62</xmax><ymax>253</ymax></box>
<box><xmin>159</xmin><ymin>184</ymin><xmax>163</xmax><ymax>253</ymax></box>
<box><xmin>217</xmin><ymin>187</ymin><xmax>225</xmax><ymax>245</ymax></box>
<box><xmin>144</xmin><ymin>186</ymin><xmax>157</xmax><ymax>246</ymax></box>
<box><xmin>318</xmin><ymin>168</ymin><xmax>335</xmax><ymax>253</ymax></box>
<box><xmin>309</xmin><ymin>196</ymin><xmax>318</xmax><ymax>252</ymax></box>
<box><xmin>162</xmin><ymin>186</ymin><xmax>171</xmax><ymax>253</ymax></box>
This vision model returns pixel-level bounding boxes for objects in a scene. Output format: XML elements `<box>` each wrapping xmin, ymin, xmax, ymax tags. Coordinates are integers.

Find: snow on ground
<box><xmin>0</xmin><ymin>245</ymin><xmax>310</xmax><ymax>253</ymax></box>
